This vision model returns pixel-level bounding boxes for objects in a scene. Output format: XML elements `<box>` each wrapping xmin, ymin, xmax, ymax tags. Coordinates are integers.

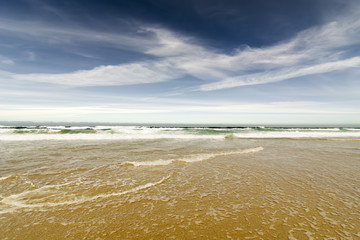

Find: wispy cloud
<box><xmin>200</xmin><ymin>57</ymin><xmax>360</xmax><ymax>91</ymax></box>
<box><xmin>0</xmin><ymin>55</ymin><xmax>15</xmax><ymax>65</ymax></box>
<box><xmin>0</xmin><ymin>18</ymin><xmax>155</xmax><ymax>50</ymax></box>
<box><xmin>1</xmin><ymin>4</ymin><xmax>359</xmax><ymax>90</ymax></box>
<box><xmin>194</xmin><ymin>14</ymin><xmax>360</xmax><ymax>90</ymax></box>
<box><xmin>1</xmin><ymin>101</ymin><xmax>359</xmax><ymax>121</ymax></box>
<box><xmin>12</xmin><ymin>61</ymin><xmax>183</xmax><ymax>86</ymax></box>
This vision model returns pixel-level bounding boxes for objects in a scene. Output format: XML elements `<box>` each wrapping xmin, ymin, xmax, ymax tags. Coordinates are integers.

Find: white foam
<box><xmin>0</xmin><ymin>125</ymin><xmax>223</xmax><ymax>141</ymax></box>
<box><xmin>124</xmin><ymin>147</ymin><xmax>264</xmax><ymax>167</ymax></box>
<box><xmin>124</xmin><ymin>159</ymin><xmax>174</xmax><ymax>167</ymax></box>
<box><xmin>0</xmin><ymin>128</ymin><xmax>13</xmax><ymax>134</ymax></box>
<box><xmin>0</xmin><ymin>133</ymin><xmax>225</xmax><ymax>141</ymax></box>
<box><xmin>0</xmin><ymin>175</ymin><xmax>171</xmax><ymax>213</ymax></box>
<box><xmin>232</xmin><ymin>131</ymin><xmax>360</xmax><ymax>139</ymax></box>
<box><xmin>0</xmin><ymin>176</ymin><xmax>11</xmax><ymax>181</ymax></box>
<box><xmin>1</xmin><ymin>125</ymin><xmax>360</xmax><ymax>141</ymax></box>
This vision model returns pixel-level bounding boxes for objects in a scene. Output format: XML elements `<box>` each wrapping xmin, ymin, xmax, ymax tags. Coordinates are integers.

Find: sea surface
<box><xmin>0</xmin><ymin>125</ymin><xmax>360</xmax><ymax>239</ymax></box>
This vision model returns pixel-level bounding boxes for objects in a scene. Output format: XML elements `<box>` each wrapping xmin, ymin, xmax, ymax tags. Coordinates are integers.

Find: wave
<box><xmin>229</xmin><ymin>132</ymin><xmax>360</xmax><ymax>139</ymax></box>
<box><xmin>123</xmin><ymin>147</ymin><xmax>264</xmax><ymax>167</ymax></box>
<box><xmin>0</xmin><ymin>174</ymin><xmax>171</xmax><ymax>213</ymax></box>
<box><xmin>1</xmin><ymin>125</ymin><xmax>360</xmax><ymax>141</ymax></box>
<box><xmin>0</xmin><ymin>133</ymin><xmax>225</xmax><ymax>141</ymax></box>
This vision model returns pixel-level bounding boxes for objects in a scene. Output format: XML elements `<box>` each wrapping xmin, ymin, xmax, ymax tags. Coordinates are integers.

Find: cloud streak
<box><xmin>199</xmin><ymin>57</ymin><xmax>360</xmax><ymax>91</ymax></box>
<box><xmin>0</xmin><ymin>4</ymin><xmax>359</xmax><ymax>90</ymax></box>
<box><xmin>12</xmin><ymin>61</ymin><xmax>183</xmax><ymax>86</ymax></box>
<box><xmin>2</xmin><ymin>101</ymin><xmax>359</xmax><ymax>119</ymax></box>
<box><xmin>0</xmin><ymin>55</ymin><xmax>15</xmax><ymax>65</ymax></box>
<box><xmin>0</xmin><ymin>18</ymin><xmax>156</xmax><ymax>51</ymax></box>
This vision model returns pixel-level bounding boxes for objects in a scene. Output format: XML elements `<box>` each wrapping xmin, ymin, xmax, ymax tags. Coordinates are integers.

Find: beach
<box><xmin>1</xmin><ymin>126</ymin><xmax>360</xmax><ymax>239</ymax></box>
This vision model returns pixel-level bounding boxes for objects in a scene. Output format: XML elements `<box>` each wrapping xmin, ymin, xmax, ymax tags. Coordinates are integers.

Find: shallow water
<box><xmin>1</xmin><ymin>135</ymin><xmax>360</xmax><ymax>239</ymax></box>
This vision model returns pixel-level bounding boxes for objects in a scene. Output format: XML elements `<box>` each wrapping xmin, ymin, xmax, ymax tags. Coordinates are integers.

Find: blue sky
<box><xmin>1</xmin><ymin>0</ymin><xmax>360</xmax><ymax>125</ymax></box>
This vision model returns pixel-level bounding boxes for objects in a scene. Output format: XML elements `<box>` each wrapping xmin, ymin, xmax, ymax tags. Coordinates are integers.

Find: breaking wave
<box><xmin>1</xmin><ymin>125</ymin><xmax>360</xmax><ymax>141</ymax></box>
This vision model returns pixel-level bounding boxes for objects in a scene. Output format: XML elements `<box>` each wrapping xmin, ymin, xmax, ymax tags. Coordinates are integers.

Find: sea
<box><xmin>0</xmin><ymin>124</ymin><xmax>359</xmax><ymax>239</ymax></box>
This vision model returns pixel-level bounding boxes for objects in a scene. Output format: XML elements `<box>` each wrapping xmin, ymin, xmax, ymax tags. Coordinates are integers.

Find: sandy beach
<box><xmin>1</xmin><ymin>126</ymin><xmax>359</xmax><ymax>239</ymax></box>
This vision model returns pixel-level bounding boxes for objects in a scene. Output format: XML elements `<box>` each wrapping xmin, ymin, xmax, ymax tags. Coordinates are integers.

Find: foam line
<box><xmin>0</xmin><ymin>176</ymin><xmax>11</xmax><ymax>181</ymax></box>
<box><xmin>124</xmin><ymin>147</ymin><xmax>264</xmax><ymax>167</ymax></box>
<box><xmin>0</xmin><ymin>175</ymin><xmax>171</xmax><ymax>212</ymax></box>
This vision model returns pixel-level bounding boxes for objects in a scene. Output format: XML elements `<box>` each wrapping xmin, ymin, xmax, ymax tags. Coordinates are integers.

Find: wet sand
<box><xmin>1</xmin><ymin>138</ymin><xmax>359</xmax><ymax>239</ymax></box>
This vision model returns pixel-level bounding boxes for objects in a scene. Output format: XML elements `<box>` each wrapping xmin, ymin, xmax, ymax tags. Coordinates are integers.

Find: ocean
<box><xmin>0</xmin><ymin>125</ymin><xmax>359</xmax><ymax>239</ymax></box>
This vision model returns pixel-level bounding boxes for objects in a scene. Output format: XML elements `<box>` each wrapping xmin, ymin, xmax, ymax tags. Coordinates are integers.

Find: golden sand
<box><xmin>1</xmin><ymin>139</ymin><xmax>359</xmax><ymax>239</ymax></box>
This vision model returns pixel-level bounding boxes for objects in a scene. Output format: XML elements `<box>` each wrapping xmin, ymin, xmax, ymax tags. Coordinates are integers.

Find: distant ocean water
<box><xmin>1</xmin><ymin>125</ymin><xmax>359</xmax><ymax>239</ymax></box>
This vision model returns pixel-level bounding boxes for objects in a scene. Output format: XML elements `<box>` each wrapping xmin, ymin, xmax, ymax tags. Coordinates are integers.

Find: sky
<box><xmin>0</xmin><ymin>0</ymin><xmax>360</xmax><ymax>125</ymax></box>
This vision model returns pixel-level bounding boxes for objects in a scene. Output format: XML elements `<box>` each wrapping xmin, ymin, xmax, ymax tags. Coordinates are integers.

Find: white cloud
<box><xmin>1</xmin><ymin>101</ymin><xmax>358</xmax><ymax>121</ymax></box>
<box><xmin>0</xmin><ymin>18</ymin><xmax>156</xmax><ymax>51</ymax></box>
<box><xmin>183</xmin><ymin>102</ymin><xmax>360</xmax><ymax>114</ymax></box>
<box><xmin>200</xmin><ymin>57</ymin><xmax>360</xmax><ymax>91</ymax></box>
<box><xmin>11</xmin><ymin>61</ymin><xmax>183</xmax><ymax>86</ymax></box>
<box><xmin>132</xmin><ymin>11</ymin><xmax>360</xmax><ymax>90</ymax></box>
<box><xmin>195</xmin><ymin>15</ymin><xmax>360</xmax><ymax>90</ymax></box>
<box><xmin>1</xmin><ymin>59</ymin><xmax>14</xmax><ymax>65</ymax></box>
<box><xmin>1</xmin><ymin>5</ymin><xmax>360</xmax><ymax>89</ymax></box>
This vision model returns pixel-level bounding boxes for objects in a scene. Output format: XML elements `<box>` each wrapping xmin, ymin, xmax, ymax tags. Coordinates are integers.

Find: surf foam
<box><xmin>1</xmin><ymin>125</ymin><xmax>360</xmax><ymax>141</ymax></box>
<box><xmin>123</xmin><ymin>147</ymin><xmax>264</xmax><ymax>167</ymax></box>
<box><xmin>0</xmin><ymin>174</ymin><xmax>171</xmax><ymax>213</ymax></box>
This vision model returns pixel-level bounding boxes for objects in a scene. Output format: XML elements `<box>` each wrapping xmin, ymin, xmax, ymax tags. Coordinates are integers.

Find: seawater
<box><xmin>0</xmin><ymin>126</ymin><xmax>360</xmax><ymax>239</ymax></box>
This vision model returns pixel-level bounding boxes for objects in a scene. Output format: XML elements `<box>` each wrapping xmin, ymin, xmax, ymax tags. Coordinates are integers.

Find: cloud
<box><xmin>11</xmin><ymin>61</ymin><xmax>183</xmax><ymax>86</ymax></box>
<box><xmin>1</xmin><ymin>4</ymin><xmax>359</xmax><ymax>90</ymax></box>
<box><xmin>1</xmin><ymin>101</ymin><xmax>359</xmax><ymax>121</ymax></box>
<box><xmin>0</xmin><ymin>18</ymin><xmax>156</xmax><ymax>51</ymax></box>
<box><xmin>1</xmin><ymin>59</ymin><xmax>14</xmax><ymax>65</ymax></box>
<box><xmin>147</xmin><ymin>8</ymin><xmax>360</xmax><ymax>90</ymax></box>
<box><xmin>195</xmin><ymin>14</ymin><xmax>360</xmax><ymax>90</ymax></box>
<box><xmin>199</xmin><ymin>57</ymin><xmax>360</xmax><ymax>91</ymax></box>
<box><xmin>0</xmin><ymin>56</ymin><xmax>15</xmax><ymax>65</ymax></box>
<box><xmin>182</xmin><ymin>102</ymin><xmax>360</xmax><ymax>114</ymax></box>
<box><xmin>0</xmin><ymin>105</ymin><xmax>169</xmax><ymax>116</ymax></box>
